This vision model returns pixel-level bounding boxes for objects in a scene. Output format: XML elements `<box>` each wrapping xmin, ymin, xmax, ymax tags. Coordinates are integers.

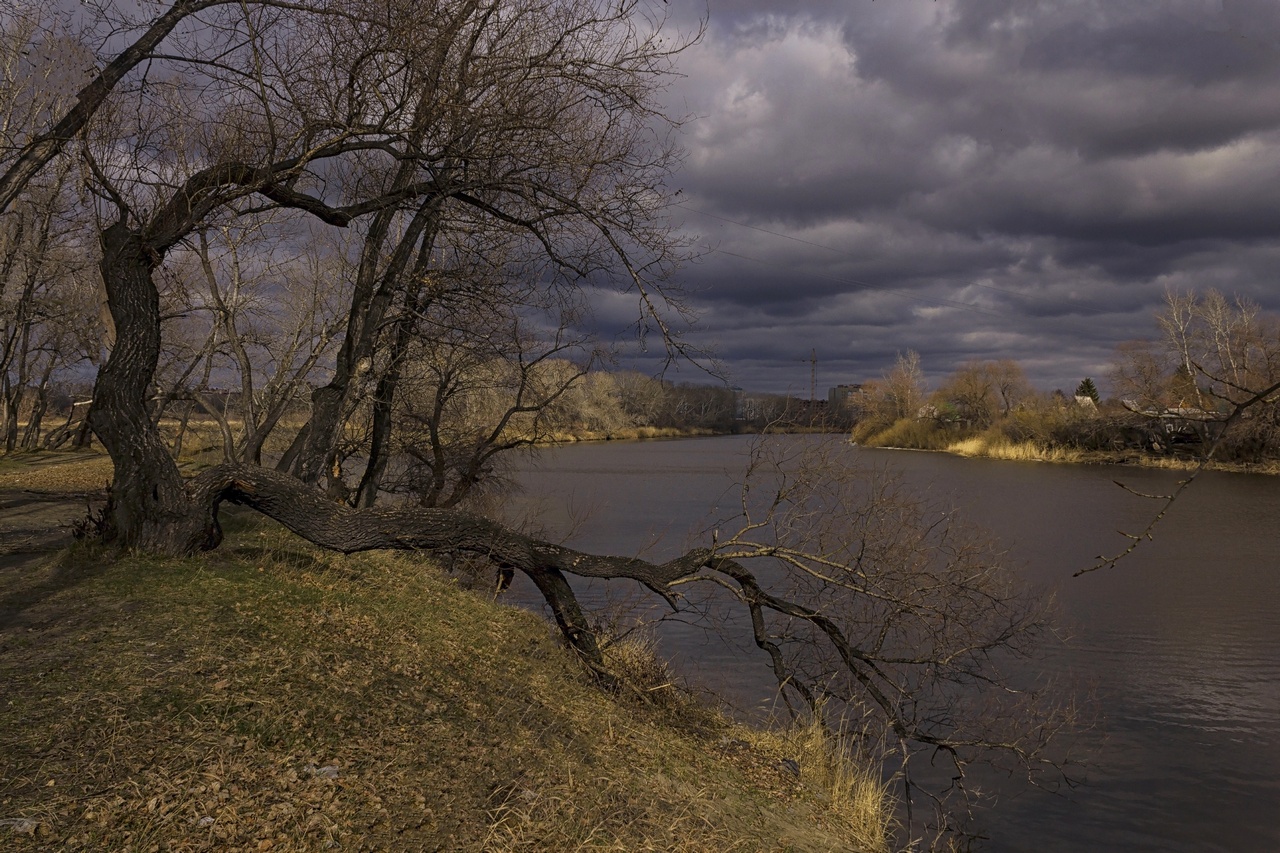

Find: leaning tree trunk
<box><xmin>89</xmin><ymin>222</ymin><xmax>217</xmax><ymax>554</ymax></box>
<box><xmin>191</xmin><ymin>462</ymin><xmax>712</xmax><ymax>673</ymax></box>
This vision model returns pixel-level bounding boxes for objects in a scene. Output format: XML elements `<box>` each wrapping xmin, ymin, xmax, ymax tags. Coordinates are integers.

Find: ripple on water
<box><xmin>510</xmin><ymin>438</ymin><xmax>1280</xmax><ymax>853</ymax></box>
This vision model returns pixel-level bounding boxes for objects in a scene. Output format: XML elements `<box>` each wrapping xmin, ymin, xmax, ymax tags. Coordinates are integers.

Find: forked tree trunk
<box><xmin>293</xmin><ymin>198</ymin><xmax>444</xmax><ymax>488</ymax></box>
<box><xmin>90</xmin><ymin>222</ymin><xmax>217</xmax><ymax>553</ymax></box>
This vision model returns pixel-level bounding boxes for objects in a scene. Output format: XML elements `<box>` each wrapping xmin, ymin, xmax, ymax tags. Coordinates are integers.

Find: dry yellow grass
<box><xmin>944</xmin><ymin>436</ymin><xmax>1083</xmax><ymax>463</ymax></box>
<box><xmin>0</xmin><ymin>452</ymin><xmax>113</xmax><ymax>492</ymax></box>
<box><xmin>752</xmin><ymin>718</ymin><xmax>894</xmax><ymax>851</ymax></box>
<box><xmin>0</xmin><ymin>515</ymin><xmax>893</xmax><ymax>852</ymax></box>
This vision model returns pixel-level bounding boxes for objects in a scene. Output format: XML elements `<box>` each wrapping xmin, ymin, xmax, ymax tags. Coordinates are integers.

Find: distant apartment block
<box><xmin>827</xmin><ymin>383</ymin><xmax>864</xmax><ymax>410</ymax></box>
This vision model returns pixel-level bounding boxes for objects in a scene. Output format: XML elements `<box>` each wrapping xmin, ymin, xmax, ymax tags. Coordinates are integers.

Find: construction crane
<box><xmin>796</xmin><ymin>348</ymin><xmax>818</xmax><ymax>427</ymax></box>
<box><xmin>806</xmin><ymin>348</ymin><xmax>817</xmax><ymax>403</ymax></box>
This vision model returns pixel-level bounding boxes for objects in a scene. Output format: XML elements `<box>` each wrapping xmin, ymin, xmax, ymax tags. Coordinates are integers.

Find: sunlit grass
<box><xmin>945</xmin><ymin>435</ymin><xmax>1083</xmax><ymax>463</ymax></box>
<box><xmin>0</xmin><ymin>515</ymin><xmax>892</xmax><ymax>851</ymax></box>
<box><xmin>0</xmin><ymin>451</ymin><xmax>112</xmax><ymax>491</ymax></box>
<box><xmin>857</xmin><ymin>418</ymin><xmax>951</xmax><ymax>450</ymax></box>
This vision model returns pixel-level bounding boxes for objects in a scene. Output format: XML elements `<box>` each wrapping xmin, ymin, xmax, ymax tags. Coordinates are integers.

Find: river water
<box><xmin>505</xmin><ymin>435</ymin><xmax>1280</xmax><ymax>852</ymax></box>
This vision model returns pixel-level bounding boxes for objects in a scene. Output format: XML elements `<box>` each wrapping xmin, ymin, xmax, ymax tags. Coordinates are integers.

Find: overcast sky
<box><xmin>619</xmin><ymin>0</ymin><xmax>1280</xmax><ymax>397</ymax></box>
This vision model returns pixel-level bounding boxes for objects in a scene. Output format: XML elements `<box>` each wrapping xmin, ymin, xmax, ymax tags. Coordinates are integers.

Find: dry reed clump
<box><xmin>944</xmin><ymin>435</ymin><xmax>1083</xmax><ymax>463</ymax></box>
<box><xmin>600</xmin><ymin>633</ymin><xmax>684</xmax><ymax>708</ymax></box>
<box><xmin>0</xmin><ymin>514</ymin><xmax>892</xmax><ymax>852</ymax></box>
<box><xmin>740</xmin><ymin>716</ymin><xmax>895</xmax><ymax>853</ymax></box>
<box><xmin>856</xmin><ymin>419</ymin><xmax>951</xmax><ymax>451</ymax></box>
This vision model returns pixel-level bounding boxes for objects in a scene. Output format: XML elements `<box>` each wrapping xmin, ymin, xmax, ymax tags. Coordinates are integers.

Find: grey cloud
<box><xmin>635</xmin><ymin>0</ymin><xmax>1280</xmax><ymax>395</ymax></box>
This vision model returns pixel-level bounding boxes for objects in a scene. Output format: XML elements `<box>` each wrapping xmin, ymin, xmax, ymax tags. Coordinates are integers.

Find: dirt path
<box><xmin>0</xmin><ymin>489</ymin><xmax>91</xmax><ymax>557</ymax></box>
<box><xmin>0</xmin><ymin>455</ymin><xmax>110</xmax><ymax>635</ymax></box>
<box><xmin>0</xmin><ymin>452</ymin><xmax>110</xmax><ymax>555</ymax></box>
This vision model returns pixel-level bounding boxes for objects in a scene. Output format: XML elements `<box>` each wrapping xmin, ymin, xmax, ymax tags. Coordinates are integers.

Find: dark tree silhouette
<box><xmin>1075</xmin><ymin>377</ymin><xmax>1100</xmax><ymax>404</ymax></box>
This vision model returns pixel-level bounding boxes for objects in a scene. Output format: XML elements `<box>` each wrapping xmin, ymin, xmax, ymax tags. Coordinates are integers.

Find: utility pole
<box><xmin>809</xmin><ymin>348</ymin><xmax>817</xmax><ymax>403</ymax></box>
<box><xmin>796</xmin><ymin>349</ymin><xmax>819</xmax><ymax>425</ymax></box>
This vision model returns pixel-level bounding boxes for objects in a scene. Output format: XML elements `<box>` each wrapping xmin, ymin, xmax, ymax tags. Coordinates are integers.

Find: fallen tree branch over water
<box><xmin>187</xmin><ymin>436</ymin><xmax>1078</xmax><ymax>841</ymax></box>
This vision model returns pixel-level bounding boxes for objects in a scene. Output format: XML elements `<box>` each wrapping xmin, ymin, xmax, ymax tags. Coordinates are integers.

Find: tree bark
<box><xmin>292</xmin><ymin>188</ymin><xmax>445</xmax><ymax>488</ymax></box>
<box><xmin>195</xmin><ymin>462</ymin><xmax>708</xmax><ymax>591</ymax></box>
<box><xmin>20</xmin><ymin>374</ymin><xmax>51</xmax><ymax>450</ymax></box>
<box><xmin>89</xmin><ymin>222</ymin><xmax>217</xmax><ymax>552</ymax></box>
<box><xmin>353</xmin><ymin>283</ymin><xmax>428</xmax><ymax>508</ymax></box>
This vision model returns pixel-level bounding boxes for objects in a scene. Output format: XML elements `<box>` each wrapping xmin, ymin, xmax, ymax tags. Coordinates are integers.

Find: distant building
<box><xmin>828</xmin><ymin>384</ymin><xmax>864</xmax><ymax>410</ymax></box>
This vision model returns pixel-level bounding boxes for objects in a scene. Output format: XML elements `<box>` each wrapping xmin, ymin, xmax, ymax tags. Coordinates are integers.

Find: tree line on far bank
<box><xmin>848</xmin><ymin>289</ymin><xmax>1280</xmax><ymax>466</ymax></box>
<box><xmin>7</xmin><ymin>284</ymin><xmax>1278</xmax><ymax>474</ymax></box>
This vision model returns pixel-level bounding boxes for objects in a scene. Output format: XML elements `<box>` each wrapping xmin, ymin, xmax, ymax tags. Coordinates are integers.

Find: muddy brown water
<box><xmin>506</xmin><ymin>434</ymin><xmax>1280</xmax><ymax>853</ymax></box>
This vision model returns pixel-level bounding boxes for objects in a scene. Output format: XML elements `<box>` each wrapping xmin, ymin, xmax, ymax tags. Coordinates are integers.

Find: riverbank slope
<box><xmin>0</xmin><ymin>455</ymin><xmax>890</xmax><ymax>851</ymax></box>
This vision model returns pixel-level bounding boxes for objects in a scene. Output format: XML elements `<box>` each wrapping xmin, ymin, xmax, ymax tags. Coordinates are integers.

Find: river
<box><xmin>505</xmin><ymin>434</ymin><xmax>1280</xmax><ymax>852</ymax></box>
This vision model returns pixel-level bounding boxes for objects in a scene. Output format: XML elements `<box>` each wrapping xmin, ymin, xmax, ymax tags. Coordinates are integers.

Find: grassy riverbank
<box><xmin>0</xmin><ymin>457</ymin><xmax>892</xmax><ymax>852</ymax></box>
<box><xmin>855</xmin><ymin>419</ymin><xmax>1280</xmax><ymax>474</ymax></box>
<box><xmin>541</xmin><ymin>425</ymin><xmax>725</xmax><ymax>442</ymax></box>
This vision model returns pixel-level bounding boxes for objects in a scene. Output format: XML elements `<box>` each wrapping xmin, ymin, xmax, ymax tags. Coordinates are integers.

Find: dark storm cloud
<box><xmin>636</xmin><ymin>0</ymin><xmax>1280</xmax><ymax>395</ymax></box>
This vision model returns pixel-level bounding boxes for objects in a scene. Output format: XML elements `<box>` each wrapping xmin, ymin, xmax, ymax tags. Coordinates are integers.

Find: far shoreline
<box><xmin>539</xmin><ymin>428</ymin><xmax>1280</xmax><ymax>477</ymax></box>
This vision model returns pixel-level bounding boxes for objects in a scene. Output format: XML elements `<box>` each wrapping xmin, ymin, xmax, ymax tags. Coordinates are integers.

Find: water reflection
<box><xmin>506</xmin><ymin>436</ymin><xmax>1280</xmax><ymax>852</ymax></box>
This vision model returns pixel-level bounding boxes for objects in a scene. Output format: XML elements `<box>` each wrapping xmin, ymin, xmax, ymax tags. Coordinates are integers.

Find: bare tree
<box><xmin>1091</xmin><ymin>289</ymin><xmax>1280</xmax><ymax>572</ymax></box>
<box><xmin>1111</xmin><ymin>338</ymin><xmax>1176</xmax><ymax>411</ymax></box>
<box><xmin>990</xmin><ymin>358</ymin><xmax>1033</xmax><ymax>416</ymax></box>
<box><xmin>884</xmin><ymin>350</ymin><xmax>926</xmax><ymax>421</ymax></box>
<box><xmin>368</xmin><ymin>273</ymin><xmax>598</xmax><ymax>510</ymax></box>
<box><xmin>700</xmin><ymin>437</ymin><xmax>1075</xmax><ymax>835</ymax></box>
<box><xmin>1114</xmin><ymin>289</ymin><xmax>1280</xmax><ymax>458</ymax></box>
<box><xmin>933</xmin><ymin>361</ymin><xmax>999</xmax><ymax>429</ymax></box>
<box><xmin>850</xmin><ymin>350</ymin><xmax>927</xmax><ymax>438</ymax></box>
<box><xmin>51</xmin><ymin>0</ymin><xmax>695</xmax><ymax>551</ymax></box>
<box><xmin>0</xmin><ymin>156</ymin><xmax>94</xmax><ymax>450</ymax></box>
<box><xmin>154</xmin><ymin>221</ymin><xmax>346</xmax><ymax>464</ymax></box>
<box><xmin>0</xmin><ymin>0</ymin><xmax>264</xmax><ymax>211</ymax></box>
<box><xmin>612</xmin><ymin>369</ymin><xmax>669</xmax><ymax>425</ymax></box>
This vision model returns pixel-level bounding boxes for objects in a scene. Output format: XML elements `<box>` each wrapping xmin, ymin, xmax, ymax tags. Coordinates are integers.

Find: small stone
<box><xmin>304</xmin><ymin>763</ymin><xmax>340</xmax><ymax>779</ymax></box>
<box><xmin>10</xmin><ymin>819</ymin><xmax>40</xmax><ymax>835</ymax></box>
